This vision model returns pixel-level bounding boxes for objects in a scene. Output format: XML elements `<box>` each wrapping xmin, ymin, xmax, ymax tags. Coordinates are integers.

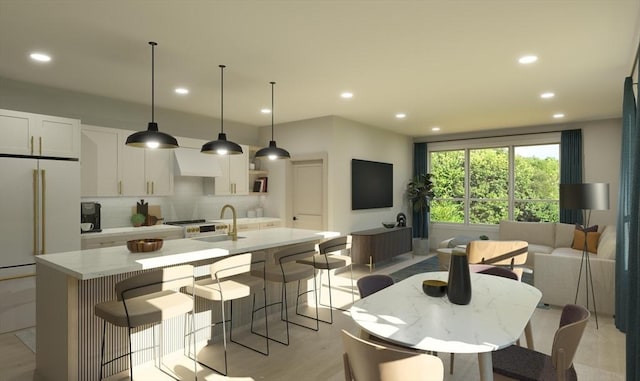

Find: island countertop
<box><xmin>36</xmin><ymin>227</ymin><xmax>338</xmax><ymax>280</ymax></box>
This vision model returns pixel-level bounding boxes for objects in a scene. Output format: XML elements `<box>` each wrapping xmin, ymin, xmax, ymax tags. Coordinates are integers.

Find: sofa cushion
<box><xmin>554</xmin><ymin>223</ymin><xmax>575</xmax><ymax>248</ymax></box>
<box><xmin>572</xmin><ymin>230</ymin><xmax>601</xmax><ymax>254</ymax></box>
<box><xmin>499</xmin><ymin>221</ymin><xmax>555</xmax><ymax>248</ymax></box>
<box><xmin>597</xmin><ymin>225</ymin><xmax>617</xmax><ymax>260</ymax></box>
<box><xmin>528</xmin><ymin>244</ymin><xmax>553</xmax><ymax>254</ymax></box>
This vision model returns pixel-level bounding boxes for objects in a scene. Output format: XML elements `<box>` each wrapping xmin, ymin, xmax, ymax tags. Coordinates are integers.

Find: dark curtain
<box><xmin>616</xmin><ymin>77</ymin><xmax>636</xmax><ymax>332</ymax></box>
<box><xmin>623</xmin><ymin>69</ymin><xmax>640</xmax><ymax>379</ymax></box>
<box><xmin>559</xmin><ymin>129</ymin><xmax>583</xmax><ymax>224</ymax></box>
<box><xmin>413</xmin><ymin>143</ymin><xmax>428</xmax><ymax>238</ymax></box>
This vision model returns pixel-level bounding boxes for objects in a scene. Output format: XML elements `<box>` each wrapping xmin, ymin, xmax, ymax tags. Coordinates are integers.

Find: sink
<box><xmin>193</xmin><ymin>235</ymin><xmax>245</xmax><ymax>243</ymax></box>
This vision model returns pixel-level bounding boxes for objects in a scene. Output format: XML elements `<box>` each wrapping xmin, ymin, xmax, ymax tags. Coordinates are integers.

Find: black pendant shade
<box><xmin>255</xmin><ymin>81</ymin><xmax>290</xmax><ymax>160</ymax></box>
<box><xmin>201</xmin><ymin>65</ymin><xmax>243</xmax><ymax>155</ymax></box>
<box><xmin>126</xmin><ymin>42</ymin><xmax>178</xmax><ymax>149</ymax></box>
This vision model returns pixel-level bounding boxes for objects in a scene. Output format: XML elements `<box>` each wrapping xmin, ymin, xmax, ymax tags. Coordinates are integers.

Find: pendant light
<box><xmin>201</xmin><ymin>65</ymin><xmax>243</xmax><ymax>155</ymax></box>
<box><xmin>255</xmin><ymin>81</ymin><xmax>290</xmax><ymax>160</ymax></box>
<box><xmin>126</xmin><ymin>42</ymin><xmax>179</xmax><ymax>149</ymax></box>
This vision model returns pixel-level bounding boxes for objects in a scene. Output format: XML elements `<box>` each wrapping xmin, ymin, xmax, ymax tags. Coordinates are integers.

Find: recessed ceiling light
<box><xmin>431</xmin><ymin>127</ymin><xmax>441</xmax><ymax>132</ymax></box>
<box><xmin>174</xmin><ymin>87</ymin><xmax>189</xmax><ymax>95</ymax></box>
<box><xmin>261</xmin><ymin>108</ymin><xmax>271</xmax><ymax>114</ymax></box>
<box><xmin>395</xmin><ymin>113</ymin><xmax>406</xmax><ymax>119</ymax></box>
<box><xmin>553</xmin><ymin>113</ymin><xmax>565</xmax><ymax>119</ymax></box>
<box><xmin>540</xmin><ymin>92</ymin><xmax>555</xmax><ymax>99</ymax></box>
<box><xmin>518</xmin><ymin>55</ymin><xmax>538</xmax><ymax>64</ymax></box>
<box><xmin>341</xmin><ymin>92</ymin><xmax>354</xmax><ymax>99</ymax></box>
<box><xmin>30</xmin><ymin>52</ymin><xmax>51</xmax><ymax>62</ymax></box>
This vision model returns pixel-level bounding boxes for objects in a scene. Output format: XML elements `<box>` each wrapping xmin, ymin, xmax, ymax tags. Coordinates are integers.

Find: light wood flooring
<box><xmin>0</xmin><ymin>253</ymin><xmax>626</xmax><ymax>380</ymax></box>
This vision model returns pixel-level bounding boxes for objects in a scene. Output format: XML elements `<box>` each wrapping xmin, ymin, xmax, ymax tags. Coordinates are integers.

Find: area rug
<box><xmin>389</xmin><ymin>255</ymin><xmax>440</xmax><ymax>283</ymax></box>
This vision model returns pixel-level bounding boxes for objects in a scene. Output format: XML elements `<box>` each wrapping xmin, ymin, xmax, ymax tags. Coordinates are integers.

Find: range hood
<box><xmin>174</xmin><ymin>147</ymin><xmax>222</xmax><ymax>177</ymax></box>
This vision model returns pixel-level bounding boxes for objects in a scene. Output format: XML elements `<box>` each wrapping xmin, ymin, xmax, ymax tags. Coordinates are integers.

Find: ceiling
<box><xmin>0</xmin><ymin>1</ymin><xmax>638</xmax><ymax>137</ymax></box>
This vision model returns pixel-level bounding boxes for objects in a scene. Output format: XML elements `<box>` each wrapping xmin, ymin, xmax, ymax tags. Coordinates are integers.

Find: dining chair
<box><xmin>184</xmin><ymin>253</ymin><xmax>269</xmax><ymax>376</ymax></box>
<box><xmin>492</xmin><ymin>304</ymin><xmax>590</xmax><ymax>381</ymax></box>
<box><xmin>356</xmin><ymin>274</ymin><xmax>394</xmax><ymax>298</ymax></box>
<box><xmin>252</xmin><ymin>242</ymin><xmax>319</xmax><ymax>345</ymax></box>
<box><xmin>94</xmin><ymin>265</ymin><xmax>197</xmax><ymax>380</ymax></box>
<box><xmin>297</xmin><ymin>235</ymin><xmax>354</xmax><ymax>324</ymax></box>
<box><xmin>341</xmin><ymin>329</ymin><xmax>444</xmax><ymax>381</ymax></box>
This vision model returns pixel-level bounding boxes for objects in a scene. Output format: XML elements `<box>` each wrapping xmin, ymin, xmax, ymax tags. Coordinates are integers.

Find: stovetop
<box><xmin>164</xmin><ymin>219</ymin><xmax>207</xmax><ymax>226</ymax></box>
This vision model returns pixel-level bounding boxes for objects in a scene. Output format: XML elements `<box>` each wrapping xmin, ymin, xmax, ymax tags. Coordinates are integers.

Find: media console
<box><xmin>350</xmin><ymin>226</ymin><xmax>413</xmax><ymax>269</ymax></box>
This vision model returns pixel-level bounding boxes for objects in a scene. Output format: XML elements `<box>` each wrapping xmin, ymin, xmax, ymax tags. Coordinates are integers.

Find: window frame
<box><xmin>427</xmin><ymin>133</ymin><xmax>560</xmax><ymax>225</ymax></box>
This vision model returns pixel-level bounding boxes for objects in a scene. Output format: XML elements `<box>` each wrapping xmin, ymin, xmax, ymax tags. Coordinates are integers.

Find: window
<box><xmin>429</xmin><ymin>136</ymin><xmax>559</xmax><ymax>224</ymax></box>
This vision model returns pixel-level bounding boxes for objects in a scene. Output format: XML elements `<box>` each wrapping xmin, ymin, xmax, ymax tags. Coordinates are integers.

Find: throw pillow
<box><xmin>572</xmin><ymin>230</ymin><xmax>601</xmax><ymax>254</ymax></box>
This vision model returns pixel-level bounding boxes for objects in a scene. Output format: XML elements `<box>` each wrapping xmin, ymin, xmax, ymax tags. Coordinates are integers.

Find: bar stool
<box><xmin>185</xmin><ymin>253</ymin><xmax>269</xmax><ymax>376</ymax></box>
<box><xmin>253</xmin><ymin>242</ymin><xmax>319</xmax><ymax>345</ymax></box>
<box><xmin>297</xmin><ymin>235</ymin><xmax>354</xmax><ymax>323</ymax></box>
<box><xmin>94</xmin><ymin>264</ymin><xmax>197</xmax><ymax>380</ymax></box>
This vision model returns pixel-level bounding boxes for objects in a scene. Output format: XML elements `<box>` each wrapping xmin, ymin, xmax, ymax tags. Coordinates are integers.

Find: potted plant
<box><xmin>406</xmin><ymin>173</ymin><xmax>435</xmax><ymax>252</ymax></box>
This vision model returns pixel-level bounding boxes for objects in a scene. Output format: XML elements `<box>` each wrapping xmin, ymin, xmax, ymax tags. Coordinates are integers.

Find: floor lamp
<box><xmin>559</xmin><ymin>183</ymin><xmax>609</xmax><ymax>328</ymax></box>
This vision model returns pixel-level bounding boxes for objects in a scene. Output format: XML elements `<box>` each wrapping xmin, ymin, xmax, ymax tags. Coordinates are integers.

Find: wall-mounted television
<box><xmin>351</xmin><ymin>159</ymin><xmax>393</xmax><ymax>210</ymax></box>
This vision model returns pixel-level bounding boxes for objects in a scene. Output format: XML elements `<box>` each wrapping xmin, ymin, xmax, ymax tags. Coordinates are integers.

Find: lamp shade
<box><xmin>201</xmin><ymin>133</ymin><xmax>243</xmax><ymax>155</ymax></box>
<box><xmin>125</xmin><ymin>122</ymin><xmax>179</xmax><ymax>149</ymax></box>
<box><xmin>559</xmin><ymin>183</ymin><xmax>610</xmax><ymax>210</ymax></box>
<box><xmin>254</xmin><ymin>140</ymin><xmax>290</xmax><ymax>160</ymax></box>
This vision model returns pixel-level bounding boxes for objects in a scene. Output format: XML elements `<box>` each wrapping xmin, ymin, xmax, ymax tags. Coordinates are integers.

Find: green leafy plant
<box><xmin>131</xmin><ymin>213</ymin><xmax>145</xmax><ymax>227</ymax></box>
<box><xmin>406</xmin><ymin>173</ymin><xmax>435</xmax><ymax>239</ymax></box>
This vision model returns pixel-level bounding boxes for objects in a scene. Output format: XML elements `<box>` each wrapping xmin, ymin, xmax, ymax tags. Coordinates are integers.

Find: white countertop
<box><xmin>38</xmin><ymin>228</ymin><xmax>337</xmax><ymax>280</ymax></box>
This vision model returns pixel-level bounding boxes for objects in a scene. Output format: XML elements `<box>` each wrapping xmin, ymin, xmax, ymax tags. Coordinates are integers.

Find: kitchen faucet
<box><xmin>220</xmin><ymin>204</ymin><xmax>238</xmax><ymax>241</ymax></box>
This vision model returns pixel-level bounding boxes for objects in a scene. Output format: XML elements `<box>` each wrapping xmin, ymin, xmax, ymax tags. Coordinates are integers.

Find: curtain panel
<box><xmin>559</xmin><ymin>129</ymin><xmax>583</xmax><ymax>224</ymax></box>
<box><xmin>413</xmin><ymin>143</ymin><xmax>428</xmax><ymax>238</ymax></box>
<box><xmin>616</xmin><ymin>77</ymin><xmax>637</xmax><ymax>333</ymax></box>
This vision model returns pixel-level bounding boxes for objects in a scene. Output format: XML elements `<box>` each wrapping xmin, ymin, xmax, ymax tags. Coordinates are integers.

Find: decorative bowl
<box><xmin>422</xmin><ymin>280</ymin><xmax>447</xmax><ymax>297</ymax></box>
<box><xmin>127</xmin><ymin>238</ymin><xmax>163</xmax><ymax>253</ymax></box>
<box><xmin>382</xmin><ymin>222</ymin><xmax>396</xmax><ymax>229</ymax></box>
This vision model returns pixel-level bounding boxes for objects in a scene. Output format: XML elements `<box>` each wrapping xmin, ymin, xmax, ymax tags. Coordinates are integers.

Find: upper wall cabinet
<box><xmin>213</xmin><ymin>144</ymin><xmax>249</xmax><ymax>195</ymax></box>
<box><xmin>0</xmin><ymin>108</ymin><xmax>80</xmax><ymax>158</ymax></box>
<box><xmin>81</xmin><ymin>125</ymin><xmax>173</xmax><ymax>197</ymax></box>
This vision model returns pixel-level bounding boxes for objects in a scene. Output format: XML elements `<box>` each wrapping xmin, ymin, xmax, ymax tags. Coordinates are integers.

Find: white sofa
<box><xmin>439</xmin><ymin>221</ymin><xmax>617</xmax><ymax>315</ymax></box>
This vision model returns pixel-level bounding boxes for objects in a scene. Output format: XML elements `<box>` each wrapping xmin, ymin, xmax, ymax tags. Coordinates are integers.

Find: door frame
<box><xmin>286</xmin><ymin>152</ymin><xmax>329</xmax><ymax>230</ymax></box>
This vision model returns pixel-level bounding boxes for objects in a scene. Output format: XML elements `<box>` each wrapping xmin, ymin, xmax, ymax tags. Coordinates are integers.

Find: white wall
<box><xmin>259</xmin><ymin>116</ymin><xmax>413</xmax><ymax>234</ymax></box>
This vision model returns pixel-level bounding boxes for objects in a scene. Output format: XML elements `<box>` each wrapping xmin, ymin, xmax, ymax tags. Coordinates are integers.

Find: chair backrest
<box><xmin>357</xmin><ymin>275</ymin><xmax>394</xmax><ymax>298</ymax></box>
<box><xmin>210</xmin><ymin>253</ymin><xmax>252</xmax><ymax>280</ymax></box>
<box><xmin>466</xmin><ymin>240</ymin><xmax>528</xmax><ymax>267</ymax></box>
<box><xmin>115</xmin><ymin>264</ymin><xmax>194</xmax><ymax>300</ymax></box>
<box><xmin>273</xmin><ymin>242</ymin><xmax>317</xmax><ymax>264</ymax></box>
<box><xmin>551</xmin><ymin>304</ymin><xmax>590</xmax><ymax>374</ymax></box>
<box><xmin>319</xmin><ymin>235</ymin><xmax>350</xmax><ymax>254</ymax></box>
<box><xmin>341</xmin><ymin>329</ymin><xmax>443</xmax><ymax>381</ymax></box>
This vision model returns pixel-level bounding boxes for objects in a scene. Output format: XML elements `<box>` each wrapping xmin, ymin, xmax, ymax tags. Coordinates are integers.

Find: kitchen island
<box><xmin>35</xmin><ymin>227</ymin><xmax>337</xmax><ymax>381</ymax></box>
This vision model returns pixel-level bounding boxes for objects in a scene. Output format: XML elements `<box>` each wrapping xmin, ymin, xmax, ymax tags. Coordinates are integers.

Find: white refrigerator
<box><xmin>0</xmin><ymin>155</ymin><xmax>80</xmax><ymax>333</ymax></box>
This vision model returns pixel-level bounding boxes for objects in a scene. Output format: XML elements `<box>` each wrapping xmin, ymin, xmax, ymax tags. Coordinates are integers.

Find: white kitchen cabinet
<box><xmin>81</xmin><ymin>227</ymin><xmax>183</xmax><ymax>250</ymax></box>
<box><xmin>81</xmin><ymin>125</ymin><xmax>119</xmax><ymax>196</ymax></box>
<box><xmin>259</xmin><ymin>220</ymin><xmax>282</xmax><ymax>229</ymax></box>
<box><xmin>81</xmin><ymin>125</ymin><xmax>173</xmax><ymax>196</ymax></box>
<box><xmin>0</xmin><ymin>108</ymin><xmax>80</xmax><ymax>158</ymax></box>
<box><xmin>213</xmin><ymin>144</ymin><xmax>249</xmax><ymax>195</ymax></box>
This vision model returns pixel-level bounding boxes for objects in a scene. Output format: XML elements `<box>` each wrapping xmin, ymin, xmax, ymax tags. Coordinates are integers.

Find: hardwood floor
<box><xmin>0</xmin><ymin>253</ymin><xmax>625</xmax><ymax>380</ymax></box>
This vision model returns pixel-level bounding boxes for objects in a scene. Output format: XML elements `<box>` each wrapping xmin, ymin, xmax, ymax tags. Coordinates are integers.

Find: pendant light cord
<box><xmin>149</xmin><ymin>41</ymin><xmax>157</xmax><ymax>123</ymax></box>
<box><xmin>270</xmin><ymin>81</ymin><xmax>275</xmax><ymax>139</ymax></box>
<box><xmin>220</xmin><ymin>65</ymin><xmax>226</xmax><ymax>133</ymax></box>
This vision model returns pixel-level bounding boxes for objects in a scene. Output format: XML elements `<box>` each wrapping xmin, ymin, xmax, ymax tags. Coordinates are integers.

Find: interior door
<box><xmin>292</xmin><ymin>160</ymin><xmax>324</xmax><ymax>230</ymax></box>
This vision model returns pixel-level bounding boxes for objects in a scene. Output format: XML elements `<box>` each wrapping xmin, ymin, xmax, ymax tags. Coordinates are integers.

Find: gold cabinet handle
<box><xmin>33</xmin><ymin>169</ymin><xmax>38</xmax><ymax>255</ymax></box>
<box><xmin>118</xmin><ymin>181</ymin><xmax>122</xmax><ymax>195</ymax></box>
<box><xmin>146</xmin><ymin>181</ymin><xmax>149</xmax><ymax>195</ymax></box>
<box><xmin>30</xmin><ymin>136</ymin><xmax>34</xmax><ymax>155</ymax></box>
<box><xmin>151</xmin><ymin>181</ymin><xmax>154</xmax><ymax>195</ymax></box>
<box><xmin>39</xmin><ymin>136</ymin><xmax>42</xmax><ymax>156</ymax></box>
<box><xmin>41</xmin><ymin>169</ymin><xmax>46</xmax><ymax>254</ymax></box>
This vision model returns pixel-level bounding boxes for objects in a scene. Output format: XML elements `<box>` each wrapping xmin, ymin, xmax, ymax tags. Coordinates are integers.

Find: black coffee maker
<box><xmin>81</xmin><ymin>202</ymin><xmax>102</xmax><ymax>233</ymax></box>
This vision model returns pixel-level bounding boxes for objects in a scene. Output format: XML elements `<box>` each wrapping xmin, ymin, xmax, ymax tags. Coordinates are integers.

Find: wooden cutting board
<box><xmin>131</xmin><ymin>205</ymin><xmax>162</xmax><ymax>225</ymax></box>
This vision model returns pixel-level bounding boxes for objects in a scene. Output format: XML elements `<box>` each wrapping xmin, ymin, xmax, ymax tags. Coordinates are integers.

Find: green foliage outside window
<box><xmin>430</xmin><ymin>144</ymin><xmax>559</xmax><ymax>224</ymax></box>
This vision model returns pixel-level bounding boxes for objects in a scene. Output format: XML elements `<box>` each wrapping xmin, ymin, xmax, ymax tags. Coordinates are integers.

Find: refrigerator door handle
<box><xmin>41</xmin><ymin>169</ymin><xmax>46</xmax><ymax>254</ymax></box>
<box><xmin>33</xmin><ymin>169</ymin><xmax>39</xmax><ymax>255</ymax></box>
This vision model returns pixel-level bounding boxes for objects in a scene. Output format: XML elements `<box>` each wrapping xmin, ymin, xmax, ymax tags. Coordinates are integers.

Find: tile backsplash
<box><xmin>82</xmin><ymin>176</ymin><xmax>266</xmax><ymax>228</ymax></box>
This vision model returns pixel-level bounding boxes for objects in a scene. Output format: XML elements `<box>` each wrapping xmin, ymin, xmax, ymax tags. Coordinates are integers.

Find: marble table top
<box><xmin>350</xmin><ymin>271</ymin><xmax>541</xmax><ymax>354</ymax></box>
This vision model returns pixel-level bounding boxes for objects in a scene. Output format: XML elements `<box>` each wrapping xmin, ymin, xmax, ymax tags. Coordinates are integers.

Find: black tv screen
<box><xmin>351</xmin><ymin>159</ymin><xmax>393</xmax><ymax>210</ymax></box>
